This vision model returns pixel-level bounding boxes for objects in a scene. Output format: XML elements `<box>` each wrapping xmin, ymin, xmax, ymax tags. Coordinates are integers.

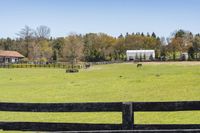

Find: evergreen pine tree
<box><xmin>151</xmin><ymin>32</ymin><xmax>156</xmax><ymax>38</ymax></box>
<box><xmin>52</xmin><ymin>50</ymin><xmax>58</xmax><ymax>62</ymax></box>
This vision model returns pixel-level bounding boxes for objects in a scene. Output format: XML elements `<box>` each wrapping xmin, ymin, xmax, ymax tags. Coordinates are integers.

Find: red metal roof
<box><xmin>0</xmin><ymin>50</ymin><xmax>24</xmax><ymax>58</ymax></box>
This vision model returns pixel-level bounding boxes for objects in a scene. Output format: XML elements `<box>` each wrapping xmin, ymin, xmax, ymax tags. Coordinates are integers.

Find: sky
<box><xmin>0</xmin><ymin>0</ymin><xmax>200</xmax><ymax>38</ymax></box>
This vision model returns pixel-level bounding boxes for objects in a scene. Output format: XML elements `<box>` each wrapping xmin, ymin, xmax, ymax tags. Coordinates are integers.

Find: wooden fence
<box><xmin>0</xmin><ymin>64</ymin><xmax>83</xmax><ymax>69</ymax></box>
<box><xmin>1</xmin><ymin>101</ymin><xmax>200</xmax><ymax>132</ymax></box>
<box><xmin>0</xmin><ymin>61</ymin><xmax>123</xmax><ymax>69</ymax></box>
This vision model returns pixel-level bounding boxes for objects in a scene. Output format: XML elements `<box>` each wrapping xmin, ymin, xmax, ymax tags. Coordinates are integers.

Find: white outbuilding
<box><xmin>126</xmin><ymin>50</ymin><xmax>155</xmax><ymax>61</ymax></box>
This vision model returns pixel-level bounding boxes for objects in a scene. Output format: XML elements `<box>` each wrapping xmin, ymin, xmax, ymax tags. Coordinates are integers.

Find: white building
<box><xmin>126</xmin><ymin>50</ymin><xmax>155</xmax><ymax>61</ymax></box>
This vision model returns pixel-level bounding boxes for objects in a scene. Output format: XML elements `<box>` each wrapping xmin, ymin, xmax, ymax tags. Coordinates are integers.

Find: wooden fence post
<box><xmin>122</xmin><ymin>102</ymin><xmax>133</xmax><ymax>130</ymax></box>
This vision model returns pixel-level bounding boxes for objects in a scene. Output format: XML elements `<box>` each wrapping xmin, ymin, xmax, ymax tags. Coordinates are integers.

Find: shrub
<box><xmin>20</xmin><ymin>58</ymin><xmax>29</xmax><ymax>63</ymax></box>
<box><xmin>66</xmin><ymin>68</ymin><xmax>79</xmax><ymax>73</ymax></box>
<box><xmin>40</xmin><ymin>57</ymin><xmax>47</xmax><ymax>64</ymax></box>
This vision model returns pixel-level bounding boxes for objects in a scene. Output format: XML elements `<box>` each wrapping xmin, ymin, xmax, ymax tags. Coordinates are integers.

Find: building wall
<box><xmin>0</xmin><ymin>57</ymin><xmax>20</xmax><ymax>63</ymax></box>
<box><xmin>126</xmin><ymin>50</ymin><xmax>155</xmax><ymax>61</ymax></box>
<box><xmin>0</xmin><ymin>57</ymin><xmax>3</xmax><ymax>63</ymax></box>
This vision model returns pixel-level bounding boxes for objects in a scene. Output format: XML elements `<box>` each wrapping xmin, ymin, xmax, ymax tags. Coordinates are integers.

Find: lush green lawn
<box><xmin>0</xmin><ymin>62</ymin><xmax>200</xmax><ymax>128</ymax></box>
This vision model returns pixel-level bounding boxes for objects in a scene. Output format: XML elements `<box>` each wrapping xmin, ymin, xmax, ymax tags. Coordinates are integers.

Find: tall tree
<box><xmin>52</xmin><ymin>37</ymin><xmax>65</xmax><ymax>58</ymax></box>
<box><xmin>168</xmin><ymin>30</ymin><xmax>193</xmax><ymax>60</ymax></box>
<box><xmin>114</xmin><ymin>37</ymin><xmax>126</xmax><ymax>60</ymax></box>
<box><xmin>83</xmin><ymin>33</ymin><xmax>115</xmax><ymax>61</ymax></box>
<box><xmin>63</xmin><ymin>34</ymin><xmax>84</xmax><ymax>68</ymax></box>
<box><xmin>151</xmin><ymin>32</ymin><xmax>156</xmax><ymax>38</ymax></box>
<box><xmin>159</xmin><ymin>37</ymin><xmax>167</xmax><ymax>60</ymax></box>
<box><xmin>168</xmin><ymin>37</ymin><xmax>182</xmax><ymax>60</ymax></box>
<box><xmin>17</xmin><ymin>25</ymin><xmax>34</xmax><ymax>58</ymax></box>
<box><xmin>193</xmin><ymin>35</ymin><xmax>200</xmax><ymax>59</ymax></box>
<box><xmin>35</xmin><ymin>25</ymin><xmax>51</xmax><ymax>39</ymax></box>
<box><xmin>38</xmin><ymin>40</ymin><xmax>53</xmax><ymax>62</ymax></box>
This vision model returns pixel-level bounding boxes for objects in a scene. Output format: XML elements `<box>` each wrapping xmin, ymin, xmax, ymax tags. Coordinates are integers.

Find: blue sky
<box><xmin>0</xmin><ymin>0</ymin><xmax>199</xmax><ymax>38</ymax></box>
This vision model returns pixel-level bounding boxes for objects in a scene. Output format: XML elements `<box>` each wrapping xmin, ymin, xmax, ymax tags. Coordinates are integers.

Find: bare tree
<box><xmin>35</xmin><ymin>25</ymin><xmax>51</xmax><ymax>39</ymax></box>
<box><xmin>17</xmin><ymin>25</ymin><xmax>34</xmax><ymax>58</ymax></box>
<box><xmin>17</xmin><ymin>25</ymin><xmax>34</xmax><ymax>39</ymax></box>
<box><xmin>28</xmin><ymin>41</ymin><xmax>40</xmax><ymax>61</ymax></box>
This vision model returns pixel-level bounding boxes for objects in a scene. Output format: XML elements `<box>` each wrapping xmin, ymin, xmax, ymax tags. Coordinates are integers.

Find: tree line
<box><xmin>0</xmin><ymin>26</ymin><xmax>200</xmax><ymax>63</ymax></box>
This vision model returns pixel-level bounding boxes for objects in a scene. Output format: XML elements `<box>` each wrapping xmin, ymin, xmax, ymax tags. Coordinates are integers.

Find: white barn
<box><xmin>126</xmin><ymin>50</ymin><xmax>155</xmax><ymax>61</ymax></box>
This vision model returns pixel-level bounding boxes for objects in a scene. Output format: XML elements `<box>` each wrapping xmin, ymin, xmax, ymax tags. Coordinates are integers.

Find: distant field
<box><xmin>0</xmin><ymin>62</ymin><xmax>200</xmax><ymax>128</ymax></box>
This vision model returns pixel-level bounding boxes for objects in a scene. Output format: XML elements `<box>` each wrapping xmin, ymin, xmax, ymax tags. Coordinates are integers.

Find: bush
<box><xmin>40</xmin><ymin>57</ymin><xmax>47</xmax><ymax>64</ymax></box>
<box><xmin>66</xmin><ymin>68</ymin><xmax>79</xmax><ymax>73</ymax></box>
<box><xmin>20</xmin><ymin>58</ymin><xmax>29</xmax><ymax>63</ymax></box>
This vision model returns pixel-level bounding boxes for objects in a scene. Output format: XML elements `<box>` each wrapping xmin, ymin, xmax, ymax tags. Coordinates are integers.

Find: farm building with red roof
<box><xmin>0</xmin><ymin>50</ymin><xmax>24</xmax><ymax>63</ymax></box>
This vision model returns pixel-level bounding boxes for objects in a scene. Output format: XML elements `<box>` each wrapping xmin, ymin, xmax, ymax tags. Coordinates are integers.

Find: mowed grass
<box><xmin>0</xmin><ymin>63</ymin><xmax>200</xmax><ymax>126</ymax></box>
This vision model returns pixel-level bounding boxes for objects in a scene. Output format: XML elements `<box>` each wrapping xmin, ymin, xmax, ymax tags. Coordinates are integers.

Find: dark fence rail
<box><xmin>0</xmin><ymin>63</ymin><xmax>83</xmax><ymax>69</ymax></box>
<box><xmin>1</xmin><ymin>101</ymin><xmax>200</xmax><ymax>132</ymax></box>
<box><xmin>0</xmin><ymin>102</ymin><xmax>122</xmax><ymax>112</ymax></box>
<box><xmin>0</xmin><ymin>61</ymin><xmax>123</xmax><ymax>69</ymax></box>
<box><xmin>1</xmin><ymin>101</ymin><xmax>200</xmax><ymax>112</ymax></box>
<box><xmin>134</xmin><ymin>101</ymin><xmax>200</xmax><ymax>111</ymax></box>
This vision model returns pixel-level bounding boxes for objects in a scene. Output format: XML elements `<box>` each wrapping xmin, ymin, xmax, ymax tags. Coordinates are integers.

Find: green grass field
<box><xmin>0</xmin><ymin>62</ymin><xmax>200</xmax><ymax>128</ymax></box>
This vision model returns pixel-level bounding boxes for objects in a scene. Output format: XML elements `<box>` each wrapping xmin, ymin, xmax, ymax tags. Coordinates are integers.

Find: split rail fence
<box><xmin>0</xmin><ymin>101</ymin><xmax>200</xmax><ymax>132</ymax></box>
